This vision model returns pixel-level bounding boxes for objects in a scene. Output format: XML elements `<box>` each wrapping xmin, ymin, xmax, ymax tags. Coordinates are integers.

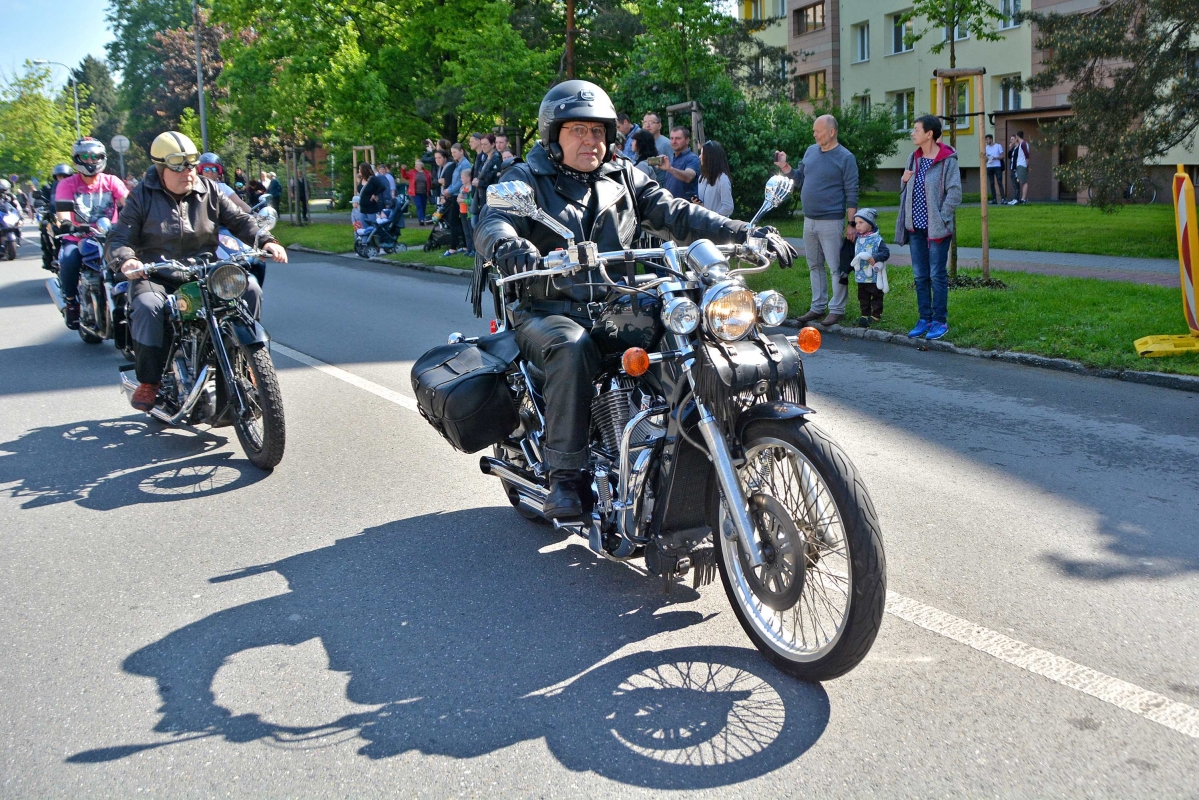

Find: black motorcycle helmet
<box><xmin>537</xmin><ymin>80</ymin><xmax>618</xmax><ymax>165</ymax></box>
<box><xmin>52</xmin><ymin>163</ymin><xmax>73</xmax><ymax>179</ymax></box>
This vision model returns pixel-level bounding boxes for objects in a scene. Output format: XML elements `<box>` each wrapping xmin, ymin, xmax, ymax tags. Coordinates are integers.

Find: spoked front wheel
<box><xmin>714</xmin><ymin>419</ymin><xmax>885</xmax><ymax>681</ymax></box>
<box><xmin>229</xmin><ymin>342</ymin><xmax>286</xmax><ymax>470</ymax></box>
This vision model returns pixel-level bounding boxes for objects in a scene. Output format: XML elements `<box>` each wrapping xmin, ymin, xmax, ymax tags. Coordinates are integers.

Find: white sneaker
<box><xmin>1006</xmin><ymin>199</ymin><xmax>1018</xmax><ymax>206</ymax></box>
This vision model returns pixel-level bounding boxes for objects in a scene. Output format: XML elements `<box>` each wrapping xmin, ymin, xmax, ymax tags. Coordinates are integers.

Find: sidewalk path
<box><xmin>783</xmin><ymin>237</ymin><xmax>1179</xmax><ymax>287</ymax></box>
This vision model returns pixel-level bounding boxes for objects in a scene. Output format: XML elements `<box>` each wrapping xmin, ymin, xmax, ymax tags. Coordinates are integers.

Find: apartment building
<box><xmin>736</xmin><ymin>0</ymin><xmax>1196</xmax><ymax>199</ymax></box>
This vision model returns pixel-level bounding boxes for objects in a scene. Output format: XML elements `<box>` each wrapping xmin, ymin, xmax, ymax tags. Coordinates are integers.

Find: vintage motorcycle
<box><xmin>118</xmin><ymin>207</ymin><xmax>286</xmax><ymax>470</ymax></box>
<box><xmin>411</xmin><ymin>178</ymin><xmax>886</xmax><ymax>681</ymax></box>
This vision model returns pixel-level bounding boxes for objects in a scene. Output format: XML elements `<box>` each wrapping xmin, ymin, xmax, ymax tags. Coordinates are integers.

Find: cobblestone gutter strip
<box><xmin>783</xmin><ymin>319</ymin><xmax>1199</xmax><ymax>395</ymax></box>
<box><xmin>289</xmin><ymin>245</ymin><xmax>1198</xmax><ymax>394</ymax></box>
<box><xmin>287</xmin><ymin>245</ymin><xmax>471</xmax><ymax>280</ymax></box>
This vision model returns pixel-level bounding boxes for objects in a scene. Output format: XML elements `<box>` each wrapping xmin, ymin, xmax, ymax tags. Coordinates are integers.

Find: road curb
<box><xmin>287</xmin><ymin>245</ymin><xmax>472</xmax><ymax>280</ymax></box>
<box><xmin>782</xmin><ymin>319</ymin><xmax>1199</xmax><ymax>394</ymax></box>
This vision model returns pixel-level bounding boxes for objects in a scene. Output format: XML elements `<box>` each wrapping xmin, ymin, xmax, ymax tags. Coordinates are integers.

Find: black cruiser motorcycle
<box><xmin>118</xmin><ymin>207</ymin><xmax>286</xmax><ymax>470</ymax></box>
<box><xmin>411</xmin><ymin>178</ymin><xmax>885</xmax><ymax>680</ymax></box>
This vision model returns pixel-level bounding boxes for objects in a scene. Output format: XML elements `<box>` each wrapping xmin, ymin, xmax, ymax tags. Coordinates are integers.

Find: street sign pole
<box><xmin>110</xmin><ymin>135</ymin><xmax>131</xmax><ymax>179</ymax></box>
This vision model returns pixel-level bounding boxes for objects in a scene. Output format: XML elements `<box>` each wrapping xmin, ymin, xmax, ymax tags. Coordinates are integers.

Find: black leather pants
<box><xmin>513</xmin><ymin>313</ymin><xmax>601</xmax><ymax>470</ymax></box>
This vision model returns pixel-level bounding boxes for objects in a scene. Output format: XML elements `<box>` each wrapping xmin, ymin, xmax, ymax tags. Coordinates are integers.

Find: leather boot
<box><xmin>543</xmin><ymin>470</ymin><xmax>583</xmax><ymax>520</ymax></box>
<box><xmin>131</xmin><ymin>382</ymin><xmax>159</xmax><ymax>412</ymax></box>
<box><xmin>64</xmin><ymin>299</ymin><xmax>80</xmax><ymax>330</ymax></box>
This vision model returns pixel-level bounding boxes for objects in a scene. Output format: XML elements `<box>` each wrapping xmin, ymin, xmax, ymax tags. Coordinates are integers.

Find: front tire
<box><xmin>229</xmin><ymin>342</ymin><xmax>286</xmax><ymax>470</ymax></box>
<box><xmin>4</xmin><ymin>238</ymin><xmax>15</xmax><ymax>260</ymax></box>
<box><xmin>714</xmin><ymin>419</ymin><xmax>885</xmax><ymax>681</ymax></box>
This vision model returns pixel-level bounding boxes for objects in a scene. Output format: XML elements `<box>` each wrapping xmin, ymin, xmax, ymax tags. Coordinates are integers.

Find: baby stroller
<box><xmin>354</xmin><ymin>195</ymin><xmax>410</xmax><ymax>259</ymax></box>
<box><xmin>423</xmin><ymin>199</ymin><xmax>453</xmax><ymax>252</ymax></box>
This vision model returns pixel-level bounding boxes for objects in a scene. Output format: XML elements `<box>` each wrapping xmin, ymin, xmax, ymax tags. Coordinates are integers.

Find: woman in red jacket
<box><xmin>401</xmin><ymin>160</ymin><xmax>432</xmax><ymax>225</ymax></box>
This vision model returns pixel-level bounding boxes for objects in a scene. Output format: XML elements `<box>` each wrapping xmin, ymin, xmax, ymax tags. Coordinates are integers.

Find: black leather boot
<box><xmin>543</xmin><ymin>470</ymin><xmax>583</xmax><ymax>520</ymax></box>
<box><xmin>64</xmin><ymin>299</ymin><xmax>80</xmax><ymax>330</ymax></box>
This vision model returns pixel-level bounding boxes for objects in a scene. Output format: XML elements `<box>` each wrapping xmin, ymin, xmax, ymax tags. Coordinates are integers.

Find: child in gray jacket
<box><xmin>851</xmin><ymin>208</ymin><xmax>890</xmax><ymax>327</ymax></box>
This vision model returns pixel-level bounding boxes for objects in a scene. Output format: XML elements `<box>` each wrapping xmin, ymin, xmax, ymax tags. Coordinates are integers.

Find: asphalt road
<box><xmin>1</xmin><ymin>227</ymin><xmax>1197</xmax><ymax>797</ymax></box>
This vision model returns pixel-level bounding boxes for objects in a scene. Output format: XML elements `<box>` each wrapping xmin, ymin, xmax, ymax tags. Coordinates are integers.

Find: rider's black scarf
<box><xmin>557</xmin><ymin>164</ymin><xmax>602</xmax><ymax>186</ymax></box>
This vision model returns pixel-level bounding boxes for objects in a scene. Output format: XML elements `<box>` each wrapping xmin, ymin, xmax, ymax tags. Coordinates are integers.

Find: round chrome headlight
<box><xmin>756</xmin><ymin>290</ymin><xmax>789</xmax><ymax>326</ymax></box>
<box><xmin>663</xmin><ymin>296</ymin><xmax>700</xmax><ymax>334</ymax></box>
<box><xmin>209</xmin><ymin>264</ymin><xmax>248</xmax><ymax>301</ymax></box>
<box><xmin>703</xmin><ymin>284</ymin><xmax>757</xmax><ymax>341</ymax></box>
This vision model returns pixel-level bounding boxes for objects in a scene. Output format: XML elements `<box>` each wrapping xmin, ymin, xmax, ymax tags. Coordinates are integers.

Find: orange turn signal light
<box><xmin>796</xmin><ymin>326</ymin><xmax>822</xmax><ymax>354</ymax></box>
<box><xmin>622</xmin><ymin>347</ymin><xmax>651</xmax><ymax>376</ymax></box>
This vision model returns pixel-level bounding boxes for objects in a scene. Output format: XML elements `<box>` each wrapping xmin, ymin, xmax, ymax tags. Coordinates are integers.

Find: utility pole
<box><xmin>565</xmin><ymin>0</ymin><xmax>576</xmax><ymax>79</ymax></box>
<box><xmin>193</xmin><ymin>0</ymin><xmax>209</xmax><ymax>151</ymax></box>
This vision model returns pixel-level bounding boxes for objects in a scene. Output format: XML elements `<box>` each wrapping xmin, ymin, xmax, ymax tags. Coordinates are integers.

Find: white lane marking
<box><xmin>271</xmin><ymin>342</ymin><xmax>419</xmax><ymax>413</ymax></box>
<box><xmin>269</xmin><ymin>341</ymin><xmax>1199</xmax><ymax>740</ymax></box>
<box><xmin>887</xmin><ymin>591</ymin><xmax>1199</xmax><ymax>739</ymax></box>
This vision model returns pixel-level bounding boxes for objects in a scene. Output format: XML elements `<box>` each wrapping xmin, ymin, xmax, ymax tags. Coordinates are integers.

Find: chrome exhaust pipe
<box><xmin>119</xmin><ymin>364</ymin><xmax>210</xmax><ymax>425</ymax></box>
<box><xmin>479</xmin><ymin>456</ymin><xmax>549</xmax><ymax>515</ymax></box>
<box><xmin>45</xmin><ymin>278</ymin><xmax>65</xmax><ymax>311</ymax></box>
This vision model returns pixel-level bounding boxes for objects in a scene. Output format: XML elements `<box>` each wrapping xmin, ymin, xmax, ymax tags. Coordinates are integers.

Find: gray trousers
<box><xmin>803</xmin><ymin>217</ymin><xmax>848</xmax><ymax>315</ymax></box>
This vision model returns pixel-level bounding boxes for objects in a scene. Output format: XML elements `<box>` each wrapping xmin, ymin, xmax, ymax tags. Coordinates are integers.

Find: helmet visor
<box><xmin>76</xmin><ymin>151</ymin><xmax>105</xmax><ymax>163</ymax></box>
<box><xmin>157</xmin><ymin>152</ymin><xmax>200</xmax><ymax>172</ymax></box>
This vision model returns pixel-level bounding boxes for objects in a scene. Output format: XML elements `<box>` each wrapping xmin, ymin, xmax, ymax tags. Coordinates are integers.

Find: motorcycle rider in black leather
<box><xmin>40</xmin><ymin>164</ymin><xmax>73</xmax><ymax>271</ymax></box>
<box><xmin>475</xmin><ymin>80</ymin><xmax>797</xmax><ymax>520</ymax></box>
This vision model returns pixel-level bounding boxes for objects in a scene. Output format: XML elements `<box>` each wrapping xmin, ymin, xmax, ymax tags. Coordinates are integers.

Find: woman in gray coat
<box><xmin>895</xmin><ymin>114</ymin><xmax>962</xmax><ymax>340</ymax></box>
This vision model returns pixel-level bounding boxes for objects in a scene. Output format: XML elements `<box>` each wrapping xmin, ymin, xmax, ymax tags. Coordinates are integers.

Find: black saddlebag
<box><xmin>410</xmin><ymin>341</ymin><xmax>518</xmax><ymax>453</ymax></box>
<box><xmin>692</xmin><ymin>333</ymin><xmax>806</xmax><ymax>425</ymax></box>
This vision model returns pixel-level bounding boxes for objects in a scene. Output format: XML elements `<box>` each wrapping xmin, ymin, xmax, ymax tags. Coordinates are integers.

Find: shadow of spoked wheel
<box><xmin>544</xmin><ymin>645</ymin><xmax>830</xmax><ymax>789</ymax></box>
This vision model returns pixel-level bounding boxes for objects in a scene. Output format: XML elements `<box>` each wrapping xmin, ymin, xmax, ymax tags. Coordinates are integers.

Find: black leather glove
<box><xmin>750</xmin><ymin>226</ymin><xmax>798</xmax><ymax>269</ymax></box>
<box><xmin>493</xmin><ymin>237</ymin><xmax>541</xmax><ymax>276</ymax></box>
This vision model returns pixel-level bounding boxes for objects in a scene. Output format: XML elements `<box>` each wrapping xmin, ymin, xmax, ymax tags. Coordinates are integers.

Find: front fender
<box><xmin>226</xmin><ymin>315</ymin><xmax>269</xmax><ymax>347</ymax></box>
<box><xmin>734</xmin><ymin>401</ymin><xmax>814</xmax><ymax>443</ymax></box>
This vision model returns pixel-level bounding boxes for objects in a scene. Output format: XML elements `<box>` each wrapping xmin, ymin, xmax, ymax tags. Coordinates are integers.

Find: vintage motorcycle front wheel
<box><xmin>714</xmin><ymin>419</ymin><xmax>885</xmax><ymax>681</ymax></box>
<box><xmin>228</xmin><ymin>341</ymin><xmax>286</xmax><ymax>470</ymax></box>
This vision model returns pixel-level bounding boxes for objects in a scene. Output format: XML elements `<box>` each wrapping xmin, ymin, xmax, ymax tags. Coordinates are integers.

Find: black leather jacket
<box><xmin>106</xmin><ymin>167</ymin><xmax>275</xmax><ymax>283</ymax></box>
<box><xmin>475</xmin><ymin>143</ymin><xmax>749</xmax><ymax>304</ymax></box>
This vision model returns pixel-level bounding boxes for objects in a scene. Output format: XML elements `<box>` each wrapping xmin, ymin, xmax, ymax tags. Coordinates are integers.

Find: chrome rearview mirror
<box><xmin>487</xmin><ymin>180</ymin><xmax>576</xmax><ymax>253</ymax></box>
<box><xmin>487</xmin><ymin>182</ymin><xmax>538</xmax><ymax>217</ymax></box>
<box><xmin>254</xmin><ymin>206</ymin><xmax>278</xmax><ymax>247</ymax></box>
<box><xmin>747</xmin><ymin>175</ymin><xmax>795</xmax><ymax>228</ymax></box>
<box><xmin>94</xmin><ymin>217</ymin><xmax>112</xmax><ymax>234</ymax></box>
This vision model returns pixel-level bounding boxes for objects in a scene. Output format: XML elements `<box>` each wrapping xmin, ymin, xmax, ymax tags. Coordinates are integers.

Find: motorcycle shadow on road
<box><xmin>0</xmin><ymin>417</ymin><xmax>268</xmax><ymax>510</ymax></box>
<box><xmin>0</xmin><ymin>277</ymin><xmax>51</xmax><ymax>309</ymax></box>
<box><xmin>68</xmin><ymin>510</ymin><xmax>830</xmax><ymax>789</ymax></box>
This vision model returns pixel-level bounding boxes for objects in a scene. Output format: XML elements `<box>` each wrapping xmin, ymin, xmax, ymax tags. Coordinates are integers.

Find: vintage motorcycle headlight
<box><xmin>756</xmin><ymin>290</ymin><xmax>789</xmax><ymax>326</ymax></box>
<box><xmin>209</xmin><ymin>264</ymin><xmax>248</xmax><ymax>301</ymax></box>
<box><xmin>703</xmin><ymin>284</ymin><xmax>757</xmax><ymax>341</ymax></box>
<box><xmin>662</xmin><ymin>296</ymin><xmax>700</xmax><ymax>334</ymax></box>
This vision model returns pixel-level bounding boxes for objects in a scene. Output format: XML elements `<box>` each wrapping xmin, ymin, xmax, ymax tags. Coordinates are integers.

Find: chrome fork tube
<box><xmin>684</xmin><ymin>361</ymin><xmax>765</xmax><ymax>568</ymax></box>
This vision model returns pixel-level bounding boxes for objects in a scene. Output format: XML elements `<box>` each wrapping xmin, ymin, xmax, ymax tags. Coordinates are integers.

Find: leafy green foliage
<box><xmin>72</xmin><ymin>56</ymin><xmax>125</xmax><ymax>160</ymax></box>
<box><xmin>0</xmin><ymin>65</ymin><xmax>94</xmax><ymax>179</ymax></box>
<box><xmin>1021</xmin><ymin>0</ymin><xmax>1199</xmax><ymax>209</ymax></box>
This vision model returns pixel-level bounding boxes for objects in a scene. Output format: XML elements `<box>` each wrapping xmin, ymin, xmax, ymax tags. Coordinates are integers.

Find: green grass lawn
<box><xmin>774</xmin><ymin>203</ymin><xmax>1178</xmax><ymax>260</ymax></box>
<box><xmin>746</xmin><ymin>261</ymin><xmax>1199</xmax><ymax>375</ymax></box>
<box><xmin>273</xmin><ymin>222</ymin><xmax>474</xmax><ymax>269</ymax></box>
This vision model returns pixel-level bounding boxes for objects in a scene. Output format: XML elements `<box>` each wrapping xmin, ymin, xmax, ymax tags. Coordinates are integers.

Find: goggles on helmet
<box><xmin>157</xmin><ymin>152</ymin><xmax>201</xmax><ymax>172</ymax></box>
<box><xmin>75</xmin><ymin>151</ymin><xmax>105</xmax><ymax>163</ymax></box>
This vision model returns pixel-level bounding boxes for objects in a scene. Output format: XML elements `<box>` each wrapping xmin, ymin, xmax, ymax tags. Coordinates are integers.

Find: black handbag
<box><xmin>410</xmin><ymin>342</ymin><xmax>519</xmax><ymax>453</ymax></box>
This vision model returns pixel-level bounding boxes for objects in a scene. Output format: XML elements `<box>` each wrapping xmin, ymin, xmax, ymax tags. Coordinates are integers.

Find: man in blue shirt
<box><xmin>617</xmin><ymin>113</ymin><xmax>640</xmax><ymax>160</ymax></box>
<box><xmin>658</xmin><ymin>126</ymin><xmax>701</xmax><ymax>200</ymax></box>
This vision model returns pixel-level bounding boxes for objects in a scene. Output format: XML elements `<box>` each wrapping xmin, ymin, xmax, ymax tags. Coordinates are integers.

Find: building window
<box><xmin>777</xmin><ymin>0</ymin><xmax>787</xmax><ymax>17</ymax></box>
<box><xmin>892</xmin><ymin>89</ymin><xmax>915</xmax><ymax>129</ymax></box>
<box><xmin>931</xmin><ymin>79</ymin><xmax>973</xmax><ymax>131</ymax></box>
<box><xmin>942</xmin><ymin>22</ymin><xmax>968</xmax><ymax>41</ymax></box>
<box><xmin>742</xmin><ymin>0</ymin><xmax>764</xmax><ymax>20</ymax></box>
<box><xmin>856</xmin><ymin>95</ymin><xmax>871</xmax><ymax>117</ymax></box>
<box><xmin>1000</xmin><ymin>0</ymin><xmax>1021</xmax><ymax>29</ymax></box>
<box><xmin>779</xmin><ymin>56</ymin><xmax>789</xmax><ymax>82</ymax></box>
<box><xmin>1000</xmin><ymin>76</ymin><xmax>1022</xmax><ymax>111</ymax></box>
<box><xmin>794</xmin><ymin>2</ymin><xmax>825</xmax><ymax>35</ymax></box>
<box><xmin>854</xmin><ymin>23</ymin><xmax>870</xmax><ymax>62</ymax></box>
<box><xmin>795</xmin><ymin>70</ymin><xmax>827</xmax><ymax>101</ymax></box>
<box><xmin>891</xmin><ymin>15</ymin><xmax>914</xmax><ymax>54</ymax></box>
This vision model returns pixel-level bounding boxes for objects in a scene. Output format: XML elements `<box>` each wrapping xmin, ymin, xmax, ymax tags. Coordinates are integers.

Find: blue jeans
<box><xmin>413</xmin><ymin>194</ymin><xmax>427</xmax><ymax>222</ymax></box>
<box><xmin>908</xmin><ymin>229</ymin><xmax>949</xmax><ymax>323</ymax></box>
<box><xmin>59</xmin><ymin>243</ymin><xmax>83</xmax><ymax>302</ymax></box>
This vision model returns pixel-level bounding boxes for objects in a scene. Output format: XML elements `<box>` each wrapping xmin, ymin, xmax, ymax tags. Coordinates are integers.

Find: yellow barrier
<box><xmin>1134</xmin><ymin>165</ymin><xmax>1199</xmax><ymax>357</ymax></box>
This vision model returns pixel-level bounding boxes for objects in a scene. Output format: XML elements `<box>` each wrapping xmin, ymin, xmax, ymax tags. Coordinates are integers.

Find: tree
<box><xmin>72</xmin><ymin>56</ymin><xmax>125</xmax><ymax>161</ymax></box>
<box><xmin>901</xmin><ymin>0</ymin><xmax>1005</xmax><ymax>278</ymax></box>
<box><xmin>105</xmin><ymin>0</ymin><xmax>193</xmax><ymax>132</ymax></box>
<box><xmin>0</xmin><ymin>65</ymin><xmax>93</xmax><ymax>179</ymax></box>
<box><xmin>632</xmin><ymin>0</ymin><xmax>737</xmax><ymax>102</ymax></box>
<box><xmin>712</xmin><ymin>14</ymin><xmax>792</xmax><ymax>102</ymax></box>
<box><xmin>1021</xmin><ymin>0</ymin><xmax>1199</xmax><ymax>209</ymax></box>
